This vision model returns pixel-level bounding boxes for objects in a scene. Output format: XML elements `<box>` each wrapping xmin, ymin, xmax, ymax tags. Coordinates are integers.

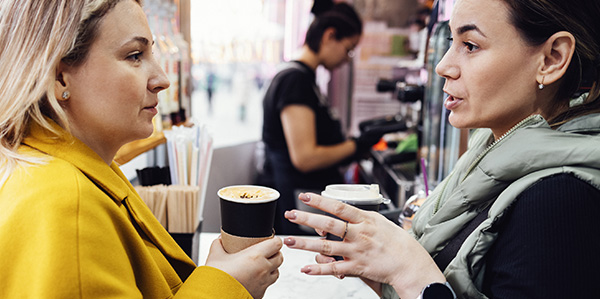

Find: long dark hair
<box><xmin>503</xmin><ymin>0</ymin><xmax>600</xmax><ymax>126</ymax></box>
<box><xmin>304</xmin><ymin>1</ymin><xmax>362</xmax><ymax>53</ymax></box>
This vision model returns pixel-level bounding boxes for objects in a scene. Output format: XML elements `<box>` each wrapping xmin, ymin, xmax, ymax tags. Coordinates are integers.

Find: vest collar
<box><xmin>412</xmin><ymin>113</ymin><xmax>600</xmax><ymax>253</ymax></box>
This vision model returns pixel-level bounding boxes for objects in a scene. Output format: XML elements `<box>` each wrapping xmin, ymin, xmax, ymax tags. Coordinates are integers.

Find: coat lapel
<box><xmin>24</xmin><ymin>119</ymin><xmax>196</xmax><ymax>275</ymax></box>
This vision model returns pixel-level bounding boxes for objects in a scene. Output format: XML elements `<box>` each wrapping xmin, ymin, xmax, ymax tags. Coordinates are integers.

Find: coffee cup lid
<box><xmin>321</xmin><ymin>184</ymin><xmax>385</xmax><ymax>204</ymax></box>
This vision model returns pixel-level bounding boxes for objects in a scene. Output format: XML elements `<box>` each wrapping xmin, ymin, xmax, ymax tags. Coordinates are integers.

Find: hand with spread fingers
<box><xmin>283</xmin><ymin>193</ymin><xmax>445</xmax><ymax>299</ymax></box>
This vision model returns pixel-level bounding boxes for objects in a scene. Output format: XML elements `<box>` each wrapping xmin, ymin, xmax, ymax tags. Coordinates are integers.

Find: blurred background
<box><xmin>123</xmin><ymin>0</ymin><xmax>463</xmax><ymax>234</ymax></box>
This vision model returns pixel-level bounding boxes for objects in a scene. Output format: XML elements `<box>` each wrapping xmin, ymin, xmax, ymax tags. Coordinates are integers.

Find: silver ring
<box><xmin>341</xmin><ymin>222</ymin><xmax>348</xmax><ymax>241</ymax></box>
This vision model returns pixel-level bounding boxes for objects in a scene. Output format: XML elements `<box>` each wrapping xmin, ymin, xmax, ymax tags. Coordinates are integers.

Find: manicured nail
<box><xmin>301</xmin><ymin>266</ymin><xmax>311</xmax><ymax>274</ymax></box>
<box><xmin>284</xmin><ymin>237</ymin><xmax>296</xmax><ymax>246</ymax></box>
<box><xmin>299</xmin><ymin>193</ymin><xmax>311</xmax><ymax>203</ymax></box>
<box><xmin>337</xmin><ymin>275</ymin><xmax>345</xmax><ymax>280</ymax></box>
<box><xmin>284</xmin><ymin>210</ymin><xmax>297</xmax><ymax>220</ymax></box>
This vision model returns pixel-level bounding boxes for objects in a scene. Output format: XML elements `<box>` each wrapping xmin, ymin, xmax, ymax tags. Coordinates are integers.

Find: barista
<box><xmin>261</xmin><ymin>1</ymin><xmax>384</xmax><ymax>235</ymax></box>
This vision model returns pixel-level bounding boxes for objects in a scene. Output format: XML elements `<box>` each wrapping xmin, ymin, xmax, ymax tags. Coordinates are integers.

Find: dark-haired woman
<box><xmin>262</xmin><ymin>2</ymin><xmax>383</xmax><ymax>235</ymax></box>
<box><xmin>282</xmin><ymin>0</ymin><xmax>600</xmax><ymax>298</ymax></box>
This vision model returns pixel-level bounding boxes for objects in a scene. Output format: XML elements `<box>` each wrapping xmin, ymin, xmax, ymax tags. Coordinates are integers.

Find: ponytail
<box><xmin>502</xmin><ymin>0</ymin><xmax>600</xmax><ymax>126</ymax></box>
<box><xmin>311</xmin><ymin>0</ymin><xmax>334</xmax><ymax>16</ymax></box>
<box><xmin>304</xmin><ymin>1</ymin><xmax>362</xmax><ymax>53</ymax></box>
<box><xmin>548</xmin><ymin>56</ymin><xmax>600</xmax><ymax>127</ymax></box>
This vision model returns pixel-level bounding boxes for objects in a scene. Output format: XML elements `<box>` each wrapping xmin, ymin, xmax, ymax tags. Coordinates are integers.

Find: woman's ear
<box><xmin>537</xmin><ymin>31</ymin><xmax>576</xmax><ymax>86</ymax></box>
<box><xmin>54</xmin><ymin>62</ymin><xmax>70</xmax><ymax>101</ymax></box>
<box><xmin>322</xmin><ymin>27</ymin><xmax>337</xmax><ymax>44</ymax></box>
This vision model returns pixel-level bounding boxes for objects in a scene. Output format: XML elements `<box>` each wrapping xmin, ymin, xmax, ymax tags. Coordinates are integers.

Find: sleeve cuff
<box><xmin>175</xmin><ymin>266</ymin><xmax>252</xmax><ymax>298</ymax></box>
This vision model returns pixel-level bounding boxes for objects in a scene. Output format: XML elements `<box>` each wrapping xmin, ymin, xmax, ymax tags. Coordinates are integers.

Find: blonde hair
<box><xmin>0</xmin><ymin>0</ymin><xmax>141</xmax><ymax>185</ymax></box>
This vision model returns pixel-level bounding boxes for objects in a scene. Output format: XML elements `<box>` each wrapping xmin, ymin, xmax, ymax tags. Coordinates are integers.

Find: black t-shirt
<box><xmin>261</xmin><ymin>61</ymin><xmax>346</xmax><ymax>235</ymax></box>
<box><xmin>482</xmin><ymin>173</ymin><xmax>600</xmax><ymax>298</ymax></box>
<box><xmin>262</xmin><ymin>61</ymin><xmax>345</xmax><ymax>149</ymax></box>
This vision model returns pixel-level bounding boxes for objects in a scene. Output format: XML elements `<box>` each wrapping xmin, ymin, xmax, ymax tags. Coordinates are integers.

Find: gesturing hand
<box><xmin>283</xmin><ymin>193</ymin><xmax>445</xmax><ymax>299</ymax></box>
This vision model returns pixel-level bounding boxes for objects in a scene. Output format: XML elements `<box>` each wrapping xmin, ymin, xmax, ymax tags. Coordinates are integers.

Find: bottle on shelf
<box><xmin>168</xmin><ymin>2</ymin><xmax>192</xmax><ymax>122</ymax></box>
<box><xmin>144</xmin><ymin>0</ymin><xmax>193</xmax><ymax>130</ymax></box>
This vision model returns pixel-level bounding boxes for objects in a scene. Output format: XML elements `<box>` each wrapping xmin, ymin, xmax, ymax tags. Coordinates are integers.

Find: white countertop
<box><xmin>198</xmin><ymin>233</ymin><xmax>380</xmax><ymax>299</ymax></box>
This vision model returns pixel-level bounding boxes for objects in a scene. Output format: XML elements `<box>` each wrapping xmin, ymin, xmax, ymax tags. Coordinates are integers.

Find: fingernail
<box><xmin>301</xmin><ymin>266</ymin><xmax>311</xmax><ymax>274</ymax></box>
<box><xmin>299</xmin><ymin>193</ymin><xmax>311</xmax><ymax>203</ymax></box>
<box><xmin>284</xmin><ymin>211</ymin><xmax>297</xmax><ymax>220</ymax></box>
<box><xmin>284</xmin><ymin>237</ymin><xmax>296</xmax><ymax>246</ymax></box>
<box><xmin>337</xmin><ymin>275</ymin><xmax>345</xmax><ymax>280</ymax></box>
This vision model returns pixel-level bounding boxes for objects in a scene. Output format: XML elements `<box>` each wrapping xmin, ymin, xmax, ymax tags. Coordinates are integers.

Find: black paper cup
<box><xmin>218</xmin><ymin>185</ymin><xmax>279</xmax><ymax>238</ymax></box>
<box><xmin>321</xmin><ymin>184</ymin><xmax>388</xmax><ymax>260</ymax></box>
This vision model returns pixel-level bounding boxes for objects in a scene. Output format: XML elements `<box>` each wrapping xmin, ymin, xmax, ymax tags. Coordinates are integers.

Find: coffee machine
<box><xmin>363</xmin><ymin>18</ymin><xmax>464</xmax><ymax>216</ymax></box>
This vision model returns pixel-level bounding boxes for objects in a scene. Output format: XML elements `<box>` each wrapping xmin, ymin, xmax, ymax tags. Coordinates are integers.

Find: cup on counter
<box><xmin>321</xmin><ymin>184</ymin><xmax>389</xmax><ymax>260</ymax></box>
<box><xmin>218</xmin><ymin>185</ymin><xmax>279</xmax><ymax>253</ymax></box>
<box><xmin>398</xmin><ymin>190</ymin><xmax>428</xmax><ymax>230</ymax></box>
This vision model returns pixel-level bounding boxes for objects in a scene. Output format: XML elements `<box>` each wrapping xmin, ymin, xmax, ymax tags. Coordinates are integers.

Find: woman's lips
<box><xmin>444</xmin><ymin>95</ymin><xmax>463</xmax><ymax>110</ymax></box>
<box><xmin>143</xmin><ymin>105</ymin><xmax>158</xmax><ymax>115</ymax></box>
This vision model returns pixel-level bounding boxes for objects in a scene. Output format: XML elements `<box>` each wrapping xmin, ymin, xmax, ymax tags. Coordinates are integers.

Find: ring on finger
<box><xmin>341</xmin><ymin>221</ymin><xmax>348</xmax><ymax>241</ymax></box>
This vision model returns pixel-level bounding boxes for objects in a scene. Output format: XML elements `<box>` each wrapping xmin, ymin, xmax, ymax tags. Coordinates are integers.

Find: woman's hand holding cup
<box><xmin>284</xmin><ymin>193</ymin><xmax>445</xmax><ymax>299</ymax></box>
<box><xmin>207</xmin><ymin>185</ymin><xmax>283</xmax><ymax>298</ymax></box>
<box><xmin>205</xmin><ymin>236</ymin><xmax>283</xmax><ymax>299</ymax></box>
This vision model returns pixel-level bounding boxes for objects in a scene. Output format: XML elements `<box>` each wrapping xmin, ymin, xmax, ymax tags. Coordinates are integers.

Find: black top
<box><xmin>262</xmin><ymin>61</ymin><xmax>346</xmax><ymax>235</ymax></box>
<box><xmin>482</xmin><ymin>173</ymin><xmax>600</xmax><ymax>298</ymax></box>
<box><xmin>262</xmin><ymin>61</ymin><xmax>345</xmax><ymax>149</ymax></box>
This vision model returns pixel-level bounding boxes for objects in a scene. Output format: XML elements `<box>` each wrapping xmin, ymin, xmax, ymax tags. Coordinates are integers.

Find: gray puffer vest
<box><xmin>382</xmin><ymin>113</ymin><xmax>600</xmax><ymax>298</ymax></box>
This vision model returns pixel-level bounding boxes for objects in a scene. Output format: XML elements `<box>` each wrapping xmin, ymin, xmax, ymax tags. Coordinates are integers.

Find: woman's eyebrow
<box><xmin>122</xmin><ymin>36</ymin><xmax>153</xmax><ymax>47</ymax></box>
<box><xmin>451</xmin><ymin>23</ymin><xmax>487</xmax><ymax>37</ymax></box>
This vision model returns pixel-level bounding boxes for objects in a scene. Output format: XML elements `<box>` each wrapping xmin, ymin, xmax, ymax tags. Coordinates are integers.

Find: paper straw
<box><xmin>420</xmin><ymin>158</ymin><xmax>430</xmax><ymax>197</ymax></box>
<box><xmin>197</xmin><ymin>128</ymin><xmax>213</xmax><ymax>222</ymax></box>
<box><xmin>165</xmin><ymin>132</ymin><xmax>178</xmax><ymax>185</ymax></box>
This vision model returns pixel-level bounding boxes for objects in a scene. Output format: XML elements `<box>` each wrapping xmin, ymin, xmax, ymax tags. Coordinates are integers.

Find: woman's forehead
<box><xmin>450</xmin><ymin>0</ymin><xmax>512</xmax><ymax>36</ymax></box>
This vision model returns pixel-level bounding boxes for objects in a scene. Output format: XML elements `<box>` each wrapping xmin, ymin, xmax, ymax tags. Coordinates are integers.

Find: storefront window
<box><xmin>190</xmin><ymin>0</ymin><xmax>312</xmax><ymax>147</ymax></box>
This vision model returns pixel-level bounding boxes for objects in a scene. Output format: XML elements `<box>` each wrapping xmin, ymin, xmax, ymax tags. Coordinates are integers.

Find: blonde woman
<box><xmin>0</xmin><ymin>1</ymin><xmax>282</xmax><ymax>298</ymax></box>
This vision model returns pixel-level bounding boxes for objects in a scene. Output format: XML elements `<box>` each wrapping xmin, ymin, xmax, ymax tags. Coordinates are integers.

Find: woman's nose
<box><xmin>435</xmin><ymin>50</ymin><xmax>459</xmax><ymax>80</ymax></box>
<box><xmin>149</xmin><ymin>61</ymin><xmax>170</xmax><ymax>94</ymax></box>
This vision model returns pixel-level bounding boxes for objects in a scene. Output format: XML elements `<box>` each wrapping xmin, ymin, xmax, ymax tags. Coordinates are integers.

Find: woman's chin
<box><xmin>447</xmin><ymin>113</ymin><xmax>460</xmax><ymax>128</ymax></box>
<box><xmin>130</xmin><ymin>125</ymin><xmax>155</xmax><ymax>142</ymax></box>
<box><xmin>141</xmin><ymin>126</ymin><xmax>155</xmax><ymax>139</ymax></box>
<box><xmin>447</xmin><ymin>113</ymin><xmax>470</xmax><ymax>130</ymax></box>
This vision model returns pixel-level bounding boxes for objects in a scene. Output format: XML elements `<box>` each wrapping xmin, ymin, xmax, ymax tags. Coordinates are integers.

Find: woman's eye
<box><xmin>463</xmin><ymin>42</ymin><xmax>479</xmax><ymax>52</ymax></box>
<box><xmin>127</xmin><ymin>51</ymin><xmax>143</xmax><ymax>62</ymax></box>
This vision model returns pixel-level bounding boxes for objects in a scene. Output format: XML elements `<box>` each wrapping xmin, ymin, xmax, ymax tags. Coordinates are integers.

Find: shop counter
<box><xmin>197</xmin><ymin>232</ymin><xmax>379</xmax><ymax>299</ymax></box>
<box><xmin>115</xmin><ymin>132</ymin><xmax>166</xmax><ymax>165</ymax></box>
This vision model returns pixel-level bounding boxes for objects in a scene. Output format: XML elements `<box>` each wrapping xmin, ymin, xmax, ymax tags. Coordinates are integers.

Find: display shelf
<box><xmin>114</xmin><ymin>132</ymin><xmax>166</xmax><ymax>165</ymax></box>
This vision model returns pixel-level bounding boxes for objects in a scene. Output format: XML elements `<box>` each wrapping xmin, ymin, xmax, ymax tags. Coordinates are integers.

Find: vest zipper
<box><xmin>460</xmin><ymin>114</ymin><xmax>543</xmax><ymax>183</ymax></box>
<box><xmin>431</xmin><ymin>114</ymin><xmax>543</xmax><ymax>214</ymax></box>
<box><xmin>433</xmin><ymin>173</ymin><xmax>452</xmax><ymax>213</ymax></box>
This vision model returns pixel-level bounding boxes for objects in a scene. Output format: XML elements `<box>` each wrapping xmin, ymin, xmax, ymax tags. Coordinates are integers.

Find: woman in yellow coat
<box><xmin>0</xmin><ymin>1</ymin><xmax>283</xmax><ymax>298</ymax></box>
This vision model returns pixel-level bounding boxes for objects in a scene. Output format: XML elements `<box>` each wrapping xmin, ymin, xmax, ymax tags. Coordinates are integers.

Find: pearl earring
<box><xmin>61</xmin><ymin>91</ymin><xmax>70</xmax><ymax>100</ymax></box>
<box><xmin>538</xmin><ymin>77</ymin><xmax>545</xmax><ymax>90</ymax></box>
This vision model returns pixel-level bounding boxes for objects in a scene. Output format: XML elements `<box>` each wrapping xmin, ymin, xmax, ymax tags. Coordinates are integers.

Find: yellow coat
<box><xmin>0</xmin><ymin>120</ymin><xmax>252</xmax><ymax>298</ymax></box>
